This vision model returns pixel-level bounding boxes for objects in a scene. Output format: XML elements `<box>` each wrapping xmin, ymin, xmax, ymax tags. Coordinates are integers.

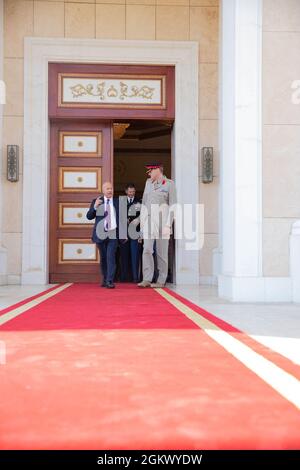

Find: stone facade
<box><xmin>262</xmin><ymin>0</ymin><xmax>300</xmax><ymax>277</ymax></box>
<box><xmin>1</xmin><ymin>0</ymin><xmax>219</xmax><ymax>284</ymax></box>
<box><xmin>1</xmin><ymin>0</ymin><xmax>299</xmax><ymax>298</ymax></box>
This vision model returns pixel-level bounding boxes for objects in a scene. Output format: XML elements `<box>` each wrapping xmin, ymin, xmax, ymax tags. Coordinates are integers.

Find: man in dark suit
<box><xmin>119</xmin><ymin>183</ymin><xmax>141</xmax><ymax>283</ymax></box>
<box><xmin>86</xmin><ymin>181</ymin><xmax>119</xmax><ymax>289</ymax></box>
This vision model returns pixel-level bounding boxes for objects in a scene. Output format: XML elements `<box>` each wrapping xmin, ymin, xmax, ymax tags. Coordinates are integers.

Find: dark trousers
<box><xmin>97</xmin><ymin>239</ymin><xmax>118</xmax><ymax>283</ymax></box>
<box><xmin>119</xmin><ymin>238</ymin><xmax>140</xmax><ymax>282</ymax></box>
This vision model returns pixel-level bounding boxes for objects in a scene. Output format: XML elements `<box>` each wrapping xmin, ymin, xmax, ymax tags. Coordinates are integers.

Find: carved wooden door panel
<box><xmin>49</xmin><ymin>120</ymin><xmax>113</xmax><ymax>283</ymax></box>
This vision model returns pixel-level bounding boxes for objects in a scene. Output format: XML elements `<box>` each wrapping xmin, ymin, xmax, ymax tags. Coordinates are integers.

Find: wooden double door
<box><xmin>49</xmin><ymin>120</ymin><xmax>112</xmax><ymax>283</ymax></box>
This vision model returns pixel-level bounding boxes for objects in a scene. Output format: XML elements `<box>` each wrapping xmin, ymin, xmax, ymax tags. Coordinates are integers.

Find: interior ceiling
<box><xmin>113</xmin><ymin>119</ymin><xmax>173</xmax><ymax>141</ymax></box>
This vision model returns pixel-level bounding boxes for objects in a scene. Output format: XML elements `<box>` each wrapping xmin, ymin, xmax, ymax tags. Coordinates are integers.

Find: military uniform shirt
<box><xmin>140</xmin><ymin>175</ymin><xmax>176</xmax><ymax>238</ymax></box>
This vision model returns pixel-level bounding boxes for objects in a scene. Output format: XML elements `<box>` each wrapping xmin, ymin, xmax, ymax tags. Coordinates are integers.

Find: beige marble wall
<box><xmin>263</xmin><ymin>0</ymin><xmax>300</xmax><ymax>276</ymax></box>
<box><xmin>2</xmin><ymin>0</ymin><xmax>219</xmax><ymax>282</ymax></box>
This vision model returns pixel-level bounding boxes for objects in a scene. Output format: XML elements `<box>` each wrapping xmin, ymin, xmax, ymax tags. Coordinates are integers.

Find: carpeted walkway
<box><xmin>0</xmin><ymin>284</ymin><xmax>299</xmax><ymax>449</ymax></box>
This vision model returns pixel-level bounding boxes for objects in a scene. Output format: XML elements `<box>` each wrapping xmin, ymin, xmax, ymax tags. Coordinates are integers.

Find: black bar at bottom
<box><xmin>0</xmin><ymin>450</ymin><xmax>299</xmax><ymax>469</ymax></box>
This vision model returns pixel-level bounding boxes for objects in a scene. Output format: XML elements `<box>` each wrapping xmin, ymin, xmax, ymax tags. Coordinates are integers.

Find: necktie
<box><xmin>106</xmin><ymin>199</ymin><xmax>112</xmax><ymax>231</ymax></box>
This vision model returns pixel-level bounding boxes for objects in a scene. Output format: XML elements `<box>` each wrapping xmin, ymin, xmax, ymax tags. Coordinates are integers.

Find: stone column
<box><xmin>0</xmin><ymin>0</ymin><xmax>8</xmax><ymax>285</ymax></box>
<box><xmin>218</xmin><ymin>0</ymin><xmax>263</xmax><ymax>301</ymax></box>
<box><xmin>290</xmin><ymin>221</ymin><xmax>300</xmax><ymax>303</ymax></box>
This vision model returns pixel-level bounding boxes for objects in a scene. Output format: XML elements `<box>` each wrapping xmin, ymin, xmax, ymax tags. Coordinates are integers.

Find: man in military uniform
<box><xmin>138</xmin><ymin>163</ymin><xmax>176</xmax><ymax>288</ymax></box>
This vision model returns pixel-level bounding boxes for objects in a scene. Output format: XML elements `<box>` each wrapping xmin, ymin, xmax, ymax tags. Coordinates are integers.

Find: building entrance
<box><xmin>48</xmin><ymin>63</ymin><xmax>175</xmax><ymax>283</ymax></box>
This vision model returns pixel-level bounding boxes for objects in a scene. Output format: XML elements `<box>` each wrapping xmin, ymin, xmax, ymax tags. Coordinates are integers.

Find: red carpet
<box><xmin>0</xmin><ymin>284</ymin><xmax>299</xmax><ymax>449</ymax></box>
<box><xmin>0</xmin><ymin>284</ymin><xmax>198</xmax><ymax>331</ymax></box>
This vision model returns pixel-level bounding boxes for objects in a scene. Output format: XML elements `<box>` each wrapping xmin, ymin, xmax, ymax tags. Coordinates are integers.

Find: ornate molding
<box><xmin>58</xmin><ymin>73</ymin><xmax>166</xmax><ymax>109</ymax></box>
<box><xmin>23</xmin><ymin>37</ymin><xmax>199</xmax><ymax>284</ymax></box>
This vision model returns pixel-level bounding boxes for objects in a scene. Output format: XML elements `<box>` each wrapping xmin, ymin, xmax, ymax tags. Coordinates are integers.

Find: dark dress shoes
<box><xmin>106</xmin><ymin>282</ymin><xmax>115</xmax><ymax>289</ymax></box>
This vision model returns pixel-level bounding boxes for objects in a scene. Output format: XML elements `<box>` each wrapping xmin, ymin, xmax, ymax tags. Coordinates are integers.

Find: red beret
<box><xmin>145</xmin><ymin>162</ymin><xmax>162</xmax><ymax>170</ymax></box>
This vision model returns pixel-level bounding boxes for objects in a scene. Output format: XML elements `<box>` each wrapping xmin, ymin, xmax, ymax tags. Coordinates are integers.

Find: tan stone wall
<box><xmin>2</xmin><ymin>0</ymin><xmax>219</xmax><ymax>282</ymax></box>
<box><xmin>262</xmin><ymin>0</ymin><xmax>300</xmax><ymax>277</ymax></box>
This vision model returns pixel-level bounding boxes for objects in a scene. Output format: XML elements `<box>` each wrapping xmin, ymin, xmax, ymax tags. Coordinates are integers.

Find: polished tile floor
<box><xmin>0</xmin><ymin>284</ymin><xmax>54</xmax><ymax>310</ymax></box>
<box><xmin>171</xmin><ymin>285</ymin><xmax>300</xmax><ymax>366</ymax></box>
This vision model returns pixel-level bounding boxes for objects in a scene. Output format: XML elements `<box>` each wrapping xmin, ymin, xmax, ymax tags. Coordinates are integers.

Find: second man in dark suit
<box><xmin>119</xmin><ymin>183</ymin><xmax>141</xmax><ymax>283</ymax></box>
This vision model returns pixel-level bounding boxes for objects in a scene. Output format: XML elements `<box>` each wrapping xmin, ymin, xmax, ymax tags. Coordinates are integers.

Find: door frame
<box><xmin>22</xmin><ymin>38</ymin><xmax>199</xmax><ymax>285</ymax></box>
<box><xmin>49</xmin><ymin>119</ymin><xmax>113</xmax><ymax>283</ymax></box>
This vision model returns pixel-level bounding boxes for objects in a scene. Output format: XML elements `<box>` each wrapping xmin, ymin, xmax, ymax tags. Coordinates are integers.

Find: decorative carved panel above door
<box><xmin>59</xmin><ymin>74</ymin><xmax>166</xmax><ymax>109</ymax></box>
<box><xmin>49</xmin><ymin>63</ymin><xmax>175</xmax><ymax>120</ymax></box>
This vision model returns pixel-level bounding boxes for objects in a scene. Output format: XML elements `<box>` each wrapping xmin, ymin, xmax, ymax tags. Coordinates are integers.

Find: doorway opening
<box><xmin>113</xmin><ymin>119</ymin><xmax>174</xmax><ymax>283</ymax></box>
<box><xmin>113</xmin><ymin>119</ymin><xmax>173</xmax><ymax>197</ymax></box>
